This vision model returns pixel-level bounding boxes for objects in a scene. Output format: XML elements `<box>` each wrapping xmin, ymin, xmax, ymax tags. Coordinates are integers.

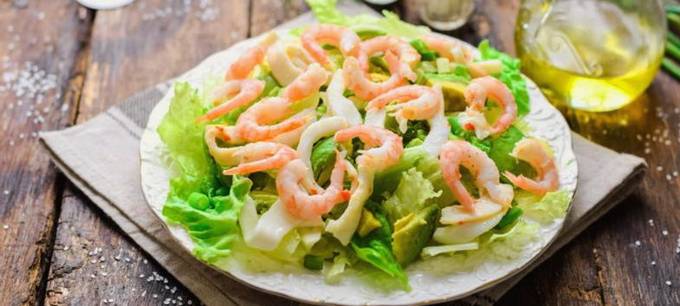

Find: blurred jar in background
<box><xmin>420</xmin><ymin>0</ymin><xmax>475</xmax><ymax>31</ymax></box>
<box><xmin>515</xmin><ymin>0</ymin><xmax>666</xmax><ymax>112</ymax></box>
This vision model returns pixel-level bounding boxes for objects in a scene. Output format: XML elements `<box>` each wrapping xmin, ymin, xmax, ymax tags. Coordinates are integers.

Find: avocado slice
<box><xmin>357</xmin><ymin>209</ymin><xmax>382</xmax><ymax>237</ymax></box>
<box><xmin>391</xmin><ymin>205</ymin><xmax>440</xmax><ymax>266</ymax></box>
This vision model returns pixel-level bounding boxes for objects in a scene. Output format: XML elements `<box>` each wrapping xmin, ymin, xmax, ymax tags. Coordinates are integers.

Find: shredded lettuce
<box><xmin>421</xmin><ymin>242</ymin><xmax>479</xmax><ymax>258</ymax></box>
<box><xmin>374</xmin><ymin>147</ymin><xmax>454</xmax><ymax>207</ymax></box>
<box><xmin>350</xmin><ymin>202</ymin><xmax>409</xmax><ymax>290</ymax></box>
<box><xmin>516</xmin><ymin>190</ymin><xmax>571</xmax><ymax>224</ymax></box>
<box><xmin>478</xmin><ymin>40</ymin><xmax>530</xmax><ymax>116</ymax></box>
<box><xmin>383</xmin><ymin>168</ymin><xmax>441</xmax><ymax>223</ymax></box>
<box><xmin>306</xmin><ymin>0</ymin><xmax>430</xmax><ymax>39</ymax></box>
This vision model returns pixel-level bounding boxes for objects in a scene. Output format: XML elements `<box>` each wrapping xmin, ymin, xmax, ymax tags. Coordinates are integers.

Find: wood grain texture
<box><xmin>0</xmin><ymin>1</ymin><xmax>91</xmax><ymax>305</ymax></box>
<box><xmin>45</xmin><ymin>0</ymin><xmax>249</xmax><ymax>305</ymax></box>
<box><xmin>45</xmin><ymin>188</ymin><xmax>199</xmax><ymax>306</ymax></box>
<box><xmin>249</xmin><ymin>0</ymin><xmax>308</xmax><ymax>36</ymax></box>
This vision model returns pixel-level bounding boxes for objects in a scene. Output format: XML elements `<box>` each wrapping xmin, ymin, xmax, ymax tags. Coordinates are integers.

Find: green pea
<box><xmin>303</xmin><ymin>255</ymin><xmax>324</xmax><ymax>271</ymax></box>
<box><xmin>188</xmin><ymin>192</ymin><xmax>210</xmax><ymax>211</ymax></box>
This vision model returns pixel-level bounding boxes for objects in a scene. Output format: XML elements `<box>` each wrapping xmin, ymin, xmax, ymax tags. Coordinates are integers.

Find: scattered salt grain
<box><xmin>651</xmin><ymin>261</ymin><xmax>656</xmax><ymax>266</ymax></box>
<box><xmin>663</xmin><ymin>230</ymin><xmax>669</xmax><ymax>236</ymax></box>
<box><xmin>634</xmin><ymin>240</ymin><xmax>641</xmax><ymax>246</ymax></box>
<box><xmin>2</xmin><ymin>225</ymin><xmax>8</xmax><ymax>230</ymax></box>
<box><xmin>666</xmin><ymin>280</ymin><xmax>672</xmax><ymax>286</ymax></box>
<box><xmin>3</xmin><ymin>190</ymin><xmax>9</xmax><ymax>195</ymax></box>
<box><xmin>666</xmin><ymin>174</ymin><xmax>672</xmax><ymax>181</ymax></box>
<box><xmin>648</xmin><ymin>219</ymin><xmax>655</xmax><ymax>227</ymax></box>
<box><xmin>657</xmin><ymin>166</ymin><xmax>663</xmax><ymax>172</ymax></box>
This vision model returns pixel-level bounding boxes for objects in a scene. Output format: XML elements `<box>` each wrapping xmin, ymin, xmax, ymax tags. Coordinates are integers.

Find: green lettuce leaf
<box><xmin>306</xmin><ymin>0</ymin><xmax>429</xmax><ymax>39</ymax></box>
<box><xmin>350</xmin><ymin>202</ymin><xmax>409</xmax><ymax>290</ymax></box>
<box><xmin>410</xmin><ymin>39</ymin><xmax>437</xmax><ymax>61</ymax></box>
<box><xmin>310</xmin><ymin>137</ymin><xmax>337</xmax><ymax>183</ymax></box>
<box><xmin>447</xmin><ymin>116</ymin><xmax>529</xmax><ymax>173</ymax></box>
<box><xmin>383</xmin><ymin>168</ymin><xmax>441</xmax><ymax>223</ymax></box>
<box><xmin>157</xmin><ymin>82</ymin><xmax>217</xmax><ymax>197</ymax></box>
<box><xmin>158</xmin><ymin>82</ymin><xmax>251</xmax><ymax>263</ymax></box>
<box><xmin>478</xmin><ymin>40</ymin><xmax>530</xmax><ymax>116</ymax></box>
<box><xmin>163</xmin><ymin>176</ymin><xmax>252</xmax><ymax>263</ymax></box>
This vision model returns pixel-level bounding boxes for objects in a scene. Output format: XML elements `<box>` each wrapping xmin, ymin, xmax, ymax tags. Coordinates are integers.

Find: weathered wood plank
<box><xmin>249</xmin><ymin>0</ymin><xmax>308</xmax><ymax>36</ymax></box>
<box><xmin>0</xmin><ymin>1</ymin><xmax>92</xmax><ymax>305</ymax></box>
<box><xmin>45</xmin><ymin>189</ymin><xmax>200</xmax><ymax>306</ymax></box>
<box><xmin>45</xmin><ymin>0</ymin><xmax>250</xmax><ymax>305</ymax></box>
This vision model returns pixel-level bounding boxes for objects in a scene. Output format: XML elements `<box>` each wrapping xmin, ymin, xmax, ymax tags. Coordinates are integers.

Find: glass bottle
<box><xmin>420</xmin><ymin>0</ymin><xmax>476</xmax><ymax>31</ymax></box>
<box><xmin>515</xmin><ymin>0</ymin><xmax>666</xmax><ymax>112</ymax></box>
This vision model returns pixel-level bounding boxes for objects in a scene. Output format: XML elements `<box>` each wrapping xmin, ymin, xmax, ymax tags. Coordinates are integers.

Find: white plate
<box><xmin>140</xmin><ymin>31</ymin><xmax>578</xmax><ymax>305</ymax></box>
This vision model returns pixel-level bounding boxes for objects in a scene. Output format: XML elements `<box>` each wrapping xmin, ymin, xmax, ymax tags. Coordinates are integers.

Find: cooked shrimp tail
<box><xmin>222</xmin><ymin>142</ymin><xmax>298</xmax><ymax>175</ymax></box>
<box><xmin>504</xmin><ymin>138</ymin><xmax>559</xmax><ymax>195</ymax></box>
<box><xmin>226</xmin><ymin>32</ymin><xmax>278</xmax><ymax>80</ymax></box>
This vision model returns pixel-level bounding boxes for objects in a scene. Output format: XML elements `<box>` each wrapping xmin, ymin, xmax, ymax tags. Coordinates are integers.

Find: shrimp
<box><xmin>326</xmin><ymin>125</ymin><xmax>403</xmax><ymax>244</ymax></box>
<box><xmin>420</xmin><ymin>34</ymin><xmax>474</xmax><ymax>64</ymax></box>
<box><xmin>225</xmin><ymin>32</ymin><xmax>278</xmax><ymax>80</ymax></box>
<box><xmin>204</xmin><ymin>125</ymin><xmax>242</xmax><ymax>166</ymax></box>
<box><xmin>326</xmin><ymin>71</ymin><xmax>362</xmax><ymax>126</ymax></box>
<box><xmin>504</xmin><ymin>138</ymin><xmax>559</xmax><ymax>195</ymax></box>
<box><xmin>301</xmin><ymin>24</ymin><xmax>361</xmax><ymax>69</ymax></box>
<box><xmin>267</xmin><ymin>108</ymin><xmax>317</xmax><ymax>147</ymax></box>
<box><xmin>277</xmin><ymin>154</ymin><xmax>352</xmax><ymax>220</ymax></box>
<box><xmin>235</xmin><ymin>97</ymin><xmax>312</xmax><ymax>142</ymax></box>
<box><xmin>439</xmin><ymin>140</ymin><xmax>514</xmax><ymax>212</ymax></box>
<box><xmin>281</xmin><ymin>63</ymin><xmax>329</xmax><ymax>102</ymax></box>
<box><xmin>343</xmin><ymin>51</ymin><xmax>406</xmax><ymax>101</ymax></box>
<box><xmin>334</xmin><ymin>125</ymin><xmax>404</xmax><ymax>172</ymax></box>
<box><xmin>459</xmin><ymin>76</ymin><xmax>517</xmax><ymax>138</ymax></box>
<box><xmin>366</xmin><ymin>84</ymin><xmax>442</xmax><ymax>131</ymax></box>
<box><xmin>196</xmin><ymin>79</ymin><xmax>264</xmax><ymax>123</ymax></box>
<box><xmin>358</xmin><ymin>35</ymin><xmax>420</xmax><ymax>81</ymax></box>
<box><xmin>222</xmin><ymin>142</ymin><xmax>298</xmax><ymax>175</ymax></box>
<box><xmin>267</xmin><ymin>42</ymin><xmax>313</xmax><ymax>86</ymax></box>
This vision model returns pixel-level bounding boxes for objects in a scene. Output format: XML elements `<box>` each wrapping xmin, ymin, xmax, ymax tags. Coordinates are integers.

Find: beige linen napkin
<box><xmin>39</xmin><ymin>3</ymin><xmax>646</xmax><ymax>305</ymax></box>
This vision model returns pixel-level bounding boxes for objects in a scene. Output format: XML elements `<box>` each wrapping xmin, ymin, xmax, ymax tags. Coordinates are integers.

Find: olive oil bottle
<box><xmin>515</xmin><ymin>0</ymin><xmax>665</xmax><ymax>112</ymax></box>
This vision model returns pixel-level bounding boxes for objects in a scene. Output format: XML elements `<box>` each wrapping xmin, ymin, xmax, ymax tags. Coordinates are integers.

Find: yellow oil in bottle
<box><xmin>515</xmin><ymin>0</ymin><xmax>665</xmax><ymax>112</ymax></box>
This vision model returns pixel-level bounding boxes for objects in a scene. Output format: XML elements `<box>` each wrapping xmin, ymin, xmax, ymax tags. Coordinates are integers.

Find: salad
<box><xmin>155</xmin><ymin>0</ymin><xmax>571</xmax><ymax>291</ymax></box>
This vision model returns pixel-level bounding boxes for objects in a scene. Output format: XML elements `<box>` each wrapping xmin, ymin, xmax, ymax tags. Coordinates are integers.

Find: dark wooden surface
<box><xmin>1</xmin><ymin>0</ymin><xmax>678</xmax><ymax>305</ymax></box>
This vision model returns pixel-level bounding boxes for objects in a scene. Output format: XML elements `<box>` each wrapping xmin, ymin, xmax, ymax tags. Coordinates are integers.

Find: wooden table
<box><xmin>1</xmin><ymin>1</ymin><xmax>678</xmax><ymax>305</ymax></box>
